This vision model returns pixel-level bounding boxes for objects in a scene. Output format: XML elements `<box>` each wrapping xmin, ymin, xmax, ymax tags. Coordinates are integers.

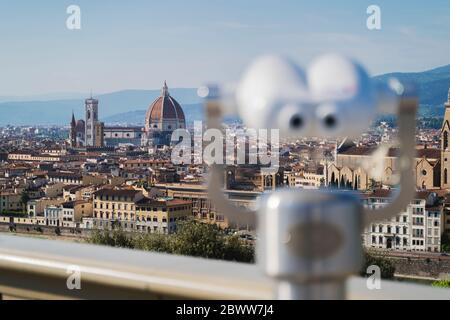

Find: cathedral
<box><xmin>69</xmin><ymin>82</ymin><xmax>186</xmax><ymax>148</ymax></box>
<box><xmin>328</xmin><ymin>89</ymin><xmax>450</xmax><ymax>191</ymax></box>
<box><xmin>142</xmin><ymin>81</ymin><xmax>186</xmax><ymax>147</ymax></box>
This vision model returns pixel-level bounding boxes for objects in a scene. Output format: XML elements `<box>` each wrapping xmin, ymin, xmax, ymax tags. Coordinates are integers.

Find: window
<box><xmin>444</xmin><ymin>131</ymin><xmax>449</xmax><ymax>150</ymax></box>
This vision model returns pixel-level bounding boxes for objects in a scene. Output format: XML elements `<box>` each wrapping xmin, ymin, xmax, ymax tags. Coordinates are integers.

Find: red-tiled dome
<box><xmin>145</xmin><ymin>82</ymin><xmax>186</xmax><ymax>132</ymax></box>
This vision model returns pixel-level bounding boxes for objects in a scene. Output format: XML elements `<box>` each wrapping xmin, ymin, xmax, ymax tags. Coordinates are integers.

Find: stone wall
<box><xmin>390</xmin><ymin>256</ymin><xmax>450</xmax><ymax>280</ymax></box>
<box><xmin>0</xmin><ymin>222</ymin><xmax>92</xmax><ymax>239</ymax></box>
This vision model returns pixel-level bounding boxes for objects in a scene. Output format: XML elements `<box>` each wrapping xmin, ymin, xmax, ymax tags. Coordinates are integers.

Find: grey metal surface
<box><xmin>0</xmin><ymin>234</ymin><xmax>450</xmax><ymax>300</ymax></box>
<box><xmin>0</xmin><ymin>234</ymin><xmax>273</xmax><ymax>300</ymax></box>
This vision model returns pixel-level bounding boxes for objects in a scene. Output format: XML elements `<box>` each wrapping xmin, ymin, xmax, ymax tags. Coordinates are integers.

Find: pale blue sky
<box><xmin>0</xmin><ymin>0</ymin><xmax>449</xmax><ymax>96</ymax></box>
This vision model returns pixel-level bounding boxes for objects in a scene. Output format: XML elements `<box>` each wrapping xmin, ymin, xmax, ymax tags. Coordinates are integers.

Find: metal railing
<box><xmin>0</xmin><ymin>234</ymin><xmax>450</xmax><ymax>300</ymax></box>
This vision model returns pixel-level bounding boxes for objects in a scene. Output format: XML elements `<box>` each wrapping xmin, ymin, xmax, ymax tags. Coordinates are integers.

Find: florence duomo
<box><xmin>69</xmin><ymin>81</ymin><xmax>185</xmax><ymax>149</ymax></box>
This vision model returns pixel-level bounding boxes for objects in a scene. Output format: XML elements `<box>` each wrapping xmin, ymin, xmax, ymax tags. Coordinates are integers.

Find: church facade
<box><xmin>328</xmin><ymin>89</ymin><xmax>450</xmax><ymax>191</ymax></box>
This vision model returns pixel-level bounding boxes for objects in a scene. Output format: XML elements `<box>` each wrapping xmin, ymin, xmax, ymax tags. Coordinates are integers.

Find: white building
<box><xmin>61</xmin><ymin>202</ymin><xmax>76</xmax><ymax>228</ymax></box>
<box><xmin>363</xmin><ymin>190</ymin><xmax>443</xmax><ymax>252</ymax></box>
<box><xmin>44</xmin><ymin>206</ymin><xmax>63</xmax><ymax>227</ymax></box>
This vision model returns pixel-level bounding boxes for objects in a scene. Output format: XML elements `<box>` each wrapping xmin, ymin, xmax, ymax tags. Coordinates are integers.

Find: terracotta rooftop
<box><xmin>93</xmin><ymin>189</ymin><xmax>141</xmax><ymax>198</ymax></box>
<box><xmin>339</xmin><ymin>146</ymin><xmax>440</xmax><ymax>159</ymax></box>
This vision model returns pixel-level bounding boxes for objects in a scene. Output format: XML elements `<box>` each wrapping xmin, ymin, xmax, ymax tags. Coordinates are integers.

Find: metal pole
<box><xmin>277</xmin><ymin>280</ymin><xmax>346</xmax><ymax>300</ymax></box>
<box><xmin>258</xmin><ymin>189</ymin><xmax>363</xmax><ymax>300</ymax></box>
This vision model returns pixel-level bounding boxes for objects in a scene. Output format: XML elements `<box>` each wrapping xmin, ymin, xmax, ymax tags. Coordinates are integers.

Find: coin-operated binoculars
<box><xmin>199</xmin><ymin>54</ymin><xmax>418</xmax><ymax>300</ymax></box>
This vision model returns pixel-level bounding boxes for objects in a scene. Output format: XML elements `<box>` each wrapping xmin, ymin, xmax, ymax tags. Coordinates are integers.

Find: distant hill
<box><xmin>0</xmin><ymin>64</ymin><xmax>449</xmax><ymax>126</ymax></box>
<box><xmin>0</xmin><ymin>88</ymin><xmax>201</xmax><ymax>126</ymax></box>
<box><xmin>373</xmin><ymin>64</ymin><xmax>450</xmax><ymax>116</ymax></box>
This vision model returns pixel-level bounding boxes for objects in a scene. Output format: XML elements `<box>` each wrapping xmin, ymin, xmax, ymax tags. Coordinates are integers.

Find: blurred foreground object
<box><xmin>200</xmin><ymin>54</ymin><xmax>418</xmax><ymax>300</ymax></box>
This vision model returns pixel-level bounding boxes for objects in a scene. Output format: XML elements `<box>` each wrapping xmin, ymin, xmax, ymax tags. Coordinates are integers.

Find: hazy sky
<box><xmin>0</xmin><ymin>0</ymin><xmax>449</xmax><ymax>96</ymax></box>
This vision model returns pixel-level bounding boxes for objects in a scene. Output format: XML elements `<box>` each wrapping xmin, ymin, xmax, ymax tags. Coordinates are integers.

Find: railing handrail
<box><xmin>0</xmin><ymin>234</ymin><xmax>449</xmax><ymax>300</ymax></box>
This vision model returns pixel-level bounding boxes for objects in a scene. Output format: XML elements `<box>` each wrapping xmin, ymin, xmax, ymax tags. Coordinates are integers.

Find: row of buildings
<box><xmin>2</xmin><ymin>85</ymin><xmax>450</xmax><ymax>254</ymax></box>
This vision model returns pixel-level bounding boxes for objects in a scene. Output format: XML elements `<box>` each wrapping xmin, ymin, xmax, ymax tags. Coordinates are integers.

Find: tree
<box><xmin>88</xmin><ymin>228</ymin><xmax>134</xmax><ymax>249</ymax></box>
<box><xmin>20</xmin><ymin>190</ymin><xmax>30</xmax><ymax>213</ymax></box>
<box><xmin>223</xmin><ymin>235</ymin><xmax>254</xmax><ymax>263</ymax></box>
<box><xmin>133</xmin><ymin>233</ymin><xmax>171</xmax><ymax>253</ymax></box>
<box><xmin>431</xmin><ymin>279</ymin><xmax>450</xmax><ymax>289</ymax></box>
<box><xmin>441</xmin><ymin>234</ymin><xmax>450</xmax><ymax>253</ymax></box>
<box><xmin>86</xmin><ymin>220</ymin><xmax>255</xmax><ymax>263</ymax></box>
<box><xmin>170</xmin><ymin>221</ymin><xmax>226</xmax><ymax>259</ymax></box>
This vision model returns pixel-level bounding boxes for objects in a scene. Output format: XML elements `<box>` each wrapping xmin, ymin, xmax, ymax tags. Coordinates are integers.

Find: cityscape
<box><xmin>1</xmin><ymin>0</ymin><xmax>450</xmax><ymax>305</ymax></box>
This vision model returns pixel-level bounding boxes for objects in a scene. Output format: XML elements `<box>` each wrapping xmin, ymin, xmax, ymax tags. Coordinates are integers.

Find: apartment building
<box><xmin>155</xmin><ymin>183</ymin><xmax>259</xmax><ymax>229</ymax></box>
<box><xmin>442</xmin><ymin>196</ymin><xmax>450</xmax><ymax>236</ymax></box>
<box><xmin>91</xmin><ymin>188</ymin><xmax>190</xmax><ymax>233</ymax></box>
<box><xmin>120</xmin><ymin>159</ymin><xmax>170</xmax><ymax>170</ymax></box>
<box><xmin>63</xmin><ymin>185</ymin><xmax>96</xmax><ymax>201</ymax></box>
<box><xmin>294</xmin><ymin>169</ymin><xmax>325</xmax><ymax>189</ymax></box>
<box><xmin>47</xmin><ymin>171</ymin><xmax>83</xmax><ymax>185</ymax></box>
<box><xmin>8</xmin><ymin>152</ymin><xmax>61</xmax><ymax>162</ymax></box>
<box><xmin>135</xmin><ymin>198</ymin><xmax>191</xmax><ymax>234</ymax></box>
<box><xmin>43</xmin><ymin>183</ymin><xmax>65</xmax><ymax>198</ymax></box>
<box><xmin>0</xmin><ymin>191</ymin><xmax>22</xmax><ymax>213</ymax></box>
<box><xmin>363</xmin><ymin>190</ymin><xmax>443</xmax><ymax>252</ymax></box>
<box><xmin>61</xmin><ymin>200</ymin><xmax>93</xmax><ymax>228</ymax></box>
<box><xmin>27</xmin><ymin>198</ymin><xmax>65</xmax><ymax>217</ymax></box>
<box><xmin>92</xmin><ymin>189</ymin><xmax>144</xmax><ymax>230</ymax></box>
<box><xmin>426</xmin><ymin>206</ymin><xmax>442</xmax><ymax>252</ymax></box>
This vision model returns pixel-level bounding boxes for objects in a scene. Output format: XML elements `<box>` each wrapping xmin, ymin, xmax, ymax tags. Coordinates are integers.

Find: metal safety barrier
<box><xmin>0</xmin><ymin>235</ymin><xmax>449</xmax><ymax>300</ymax></box>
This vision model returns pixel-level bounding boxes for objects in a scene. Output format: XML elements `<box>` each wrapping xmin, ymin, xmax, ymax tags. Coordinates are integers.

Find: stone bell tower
<box><xmin>85</xmin><ymin>96</ymin><xmax>99</xmax><ymax>147</ymax></box>
<box><xmin>441</xmin><ymin>88</ymin><xmax>450</xmax><ymax>189</ymax></box>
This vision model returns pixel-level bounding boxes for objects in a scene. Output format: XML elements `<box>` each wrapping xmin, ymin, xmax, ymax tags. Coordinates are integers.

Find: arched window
<box><xmin>444</xmin><ymin>131</ymin><xmax>448</xmax><ymax>150</ymax></box>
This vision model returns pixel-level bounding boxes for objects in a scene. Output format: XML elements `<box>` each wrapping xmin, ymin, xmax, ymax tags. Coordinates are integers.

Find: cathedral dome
<box><xmin>145</xmin><ymin>82</ymin><xmax>186</xmax><ymax>132</ymax></box>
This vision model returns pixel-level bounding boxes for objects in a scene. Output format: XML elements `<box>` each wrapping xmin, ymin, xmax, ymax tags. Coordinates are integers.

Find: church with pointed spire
<box><xmin>440</xmin><ymin>88</ymin><xmax>450</xmax><ymax>188</ymax></box>
<box><xmin>327</xmin><ymin>88</ymin><xmax>450</xmax><ymax>191</ymax></box>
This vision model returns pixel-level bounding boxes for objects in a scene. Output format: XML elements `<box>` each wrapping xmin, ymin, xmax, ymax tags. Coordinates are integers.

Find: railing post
<box><xmin>258</xmin><ymin>189</ymin><xmax>363</xmax><ymax>300</ymax></box>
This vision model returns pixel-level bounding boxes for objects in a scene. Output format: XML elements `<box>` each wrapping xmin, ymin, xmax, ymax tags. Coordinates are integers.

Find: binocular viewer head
<box><xmin>228</xmin><ymin>54</ymin><xmax>400</xmax><ymax>138</ymax></box>
<box><xmin>199</xmin><ymin>53</ymin><xmax>418</xmax><ymax>299</ymax></box>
